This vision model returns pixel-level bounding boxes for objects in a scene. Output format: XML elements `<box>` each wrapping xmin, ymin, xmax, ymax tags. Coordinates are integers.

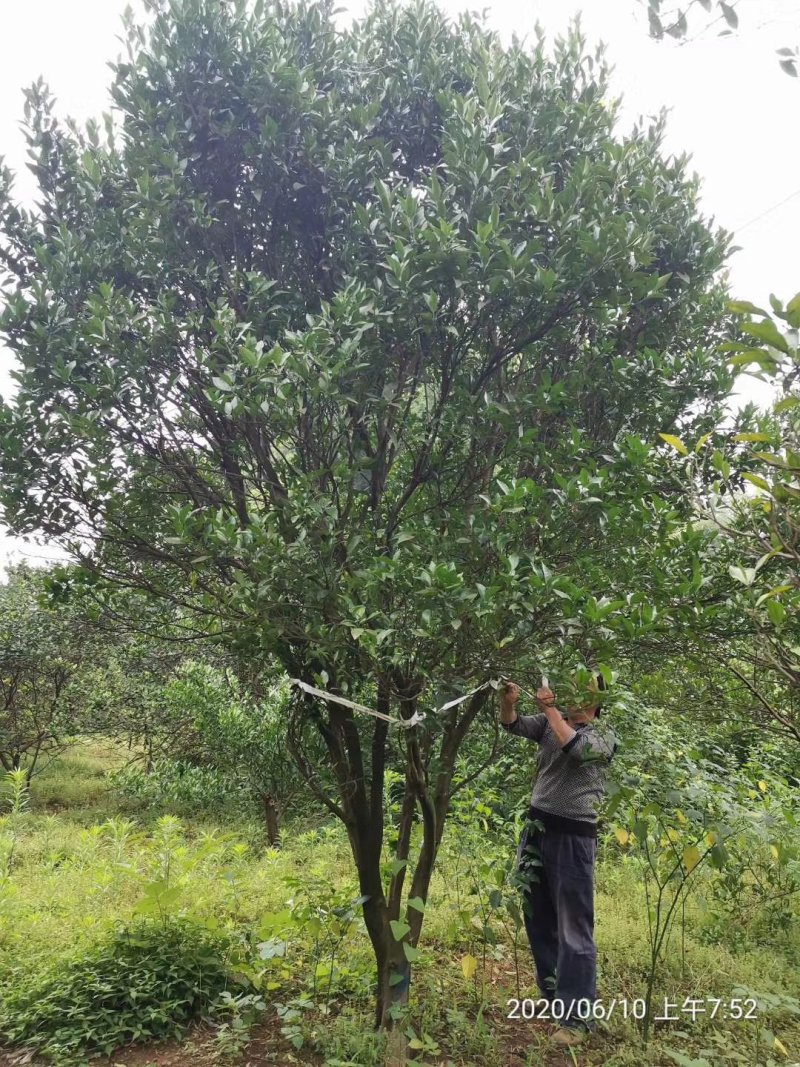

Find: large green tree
<box><xmin>0</xmin><ymin>0</ymin><xmax>733</xmax><ymax>1033</ymax></box>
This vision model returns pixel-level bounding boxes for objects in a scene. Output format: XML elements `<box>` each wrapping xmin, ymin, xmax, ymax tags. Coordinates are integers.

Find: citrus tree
<box><xmin>0</xmin><ymin>564</ymin><xmax>97</xmax><ymax>779</ymax></box>
<box><xmin>655</xmin><ymin>294</ymin><xmax>800</xmax><ymax>745</ymax></box>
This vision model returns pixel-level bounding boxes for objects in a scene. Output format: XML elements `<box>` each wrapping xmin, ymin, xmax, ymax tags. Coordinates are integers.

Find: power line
<box><xmin>735</xmin><ymin>185</ymin><xmax>800</xmax><ymax>233</ymax></box>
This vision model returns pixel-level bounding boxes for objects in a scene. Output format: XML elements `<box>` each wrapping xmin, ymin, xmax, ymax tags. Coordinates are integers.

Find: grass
<box><xmin>27</xmin><ymin>739</ymin><xmax>131</xmax><ymax>815</ymax></box>
<box><xmin>0</xmin><ymin>739</ymin><xmax>799</xmax><ymax>1066</ymax></box>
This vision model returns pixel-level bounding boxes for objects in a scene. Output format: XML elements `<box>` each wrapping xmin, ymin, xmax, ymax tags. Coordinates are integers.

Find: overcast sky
<box><xmin>0</xmin><ymin>0</ymin><xmax>798</xmax><ymax>570</ymax></box>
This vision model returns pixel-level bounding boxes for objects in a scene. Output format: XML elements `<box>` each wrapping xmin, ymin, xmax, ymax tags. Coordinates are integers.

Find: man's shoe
<box><xmin>551</xmin><ymin>1026</ymin><xmax>588</xmax><ymax>1047</ymax></box>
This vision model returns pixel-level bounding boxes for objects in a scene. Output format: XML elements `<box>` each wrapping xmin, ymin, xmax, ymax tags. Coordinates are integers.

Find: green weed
<box><xmin>0</xmin><ymin>917</ymin><xmax>238</xmax><ymax>1063</ymax></box>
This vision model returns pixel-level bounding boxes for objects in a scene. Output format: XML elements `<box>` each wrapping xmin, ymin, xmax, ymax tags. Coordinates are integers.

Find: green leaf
<box><xmin>786</xmin><ymin>291</ymin><xmax>800</xmax><ymax>328</ymax></box>
<box><xmin>727</xmin><ymin>299</ymin><xmax>769</xmax><ymax>316</ymax></box>
<box><xmin>752</xmin><ymin>451</ymin><xmax>785</xmax><ymax>467</ymax></box>
<box><xmin>742</xmin><ymin>321</ymin><xmax>789</xmax><ymax>354</ymax></box>
<box><xmin>755</xmin><ymin>584</ymin><xmax>792</xmax><ymax>606</ymax></box>
<box><xmin>709</xmin><ymin>841</ymin><xmax>728</xmax><ymax>869</ymax></box>
<box><xmin>732</xmin><ymin>432</ymin><xmax>772</xmax><ymax>443</ymax></box>
<box><xmin>741</xmin><ymin>471</ymin><xmax>770</xmax><ymax>491</ymax></box>
<box><xmin>402</xmin><ymin>942</ymin><xmax>420</xmax><ymax>963</ymax></box>
<box><xmin>728</xmin><ymin>348</ymin><xmax>778</xmax><ymax>368</ymax></box>
<box><xmin>406</xmin><ymin>896</ymin><xmax>425</xmax><ymax>913</ymax></box>
<box><xmin>390</xmin><ymin>920</ymin><xmax>411</xmax><ymax>941</ymax></box>
<box><xmin>728</xmin><ymin>565</ymin><xmax>756</xmax><ymax>586</ymax></box>
<box><xmin>658</xmin><ymin>433</ymin><xmax>688</xmax><ymax>455</ymax></box>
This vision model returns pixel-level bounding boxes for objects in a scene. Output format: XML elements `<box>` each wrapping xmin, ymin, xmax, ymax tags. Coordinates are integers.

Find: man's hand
<box><xmin>535</xmin><ymin>685</ymin><xmax>556</xmax><ymax>708</ymax></box>
<box><xmin>500</xmin><ymin>681</ymin><xmax>520</xmax><ymax>723</ymax></box>
<box><xmin>535</xmin><ymin>686</ymin><xmax>577</xmax><ymax>747</ymax></box>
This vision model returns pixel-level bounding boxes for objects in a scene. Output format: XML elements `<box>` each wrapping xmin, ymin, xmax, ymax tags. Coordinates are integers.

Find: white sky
<box><xmin>0</xmin><ymin>0</ymin><xmax>798</xmax><ymax>570</ymax></box>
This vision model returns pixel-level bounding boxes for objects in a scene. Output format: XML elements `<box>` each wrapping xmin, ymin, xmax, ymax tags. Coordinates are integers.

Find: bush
<box><xmin>0</xmin><ymin>918</ymin><xmax>238</xmax><ymax>1062</ymax></box>
<box><xmin>110</xmin><ymin>758</ymin><xmax>242</xmax><ymax>816</ymax></box>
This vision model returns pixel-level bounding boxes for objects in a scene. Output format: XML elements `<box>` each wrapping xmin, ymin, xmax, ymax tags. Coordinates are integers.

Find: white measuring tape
<box><xmin>290</xmin><ymin>678</ymin><xmax>424</xmax><ymax>727</ymax></box>
<box><xmin>289</xmin><ymin>676</ymin><xmax>549</xmax><ymax>729</ymax></box>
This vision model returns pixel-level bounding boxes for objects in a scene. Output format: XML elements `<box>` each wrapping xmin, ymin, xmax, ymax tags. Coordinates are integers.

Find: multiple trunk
<box><xmin>287</xmin><ymin>672</ymin><xmax>494</xmax><ymax>1035</ymax></box>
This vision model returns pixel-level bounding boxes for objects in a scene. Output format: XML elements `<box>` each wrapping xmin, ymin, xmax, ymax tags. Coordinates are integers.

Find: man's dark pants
<box><xmin>517</xmin><ymin>820</ymin><xmax>598</xmax><ymax>1030</ymax></box>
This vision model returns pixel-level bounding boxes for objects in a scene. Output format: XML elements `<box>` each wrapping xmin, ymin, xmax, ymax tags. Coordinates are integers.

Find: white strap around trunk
<box><xmin>289</xmin><ymin>676</ymin><xmax>521</xmax><ymax>729</ymax></box>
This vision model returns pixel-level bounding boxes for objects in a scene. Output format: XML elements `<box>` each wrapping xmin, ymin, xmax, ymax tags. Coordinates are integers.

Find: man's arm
<box><xmin>535</xmin><ymin>686</ymin><xmax>577</xmax><ymax>748</ymax></box>
<box><xmin>500</xmin><ymin>682</ymin><xmax>547</xmax><ymax>742</ymax></box>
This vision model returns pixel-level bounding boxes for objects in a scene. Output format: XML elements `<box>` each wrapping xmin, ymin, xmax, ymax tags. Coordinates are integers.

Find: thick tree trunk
<box><xmin>362</xmin><ymin>895</ymin><xmax>410</xmax><ymax>1066</ymax></box>
<box><xmin>368</xmin><ymin>906</ymin><xmax>411</xmax><ymax>1029</ymax></box>
<box><xmin>261</xmin><ymin>792</ymin><xmax>280</xmax><ymax>845</ymax></box>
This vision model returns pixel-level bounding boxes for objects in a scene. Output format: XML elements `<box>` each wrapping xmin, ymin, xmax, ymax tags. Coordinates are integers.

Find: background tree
<box><xmin>0</xmin><ymin>564</ymin><xmax>96</xmax><ymax>780</ymax></box>
<box><xmin>45</xmin><ymin>569</ymin><xmax>241</xmax><ymax>768</ymax></box>
<box><xmin>656</xmin><ymin>293</ymin><xmax>800</xmax><ymax>744</ymax></box>
<box><xmin>0</xmin><ymin>0</ymin><xmax>735</xmax><ymax>1037</ymax></box>
<box><xmin>160</xmin><ymin>662</ymin><xmax>303</xmax><ymax>844</ymax></box>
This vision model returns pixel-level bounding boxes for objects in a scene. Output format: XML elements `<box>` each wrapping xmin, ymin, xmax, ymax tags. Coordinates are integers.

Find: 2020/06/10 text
<box><xmin>506</xmin><ymin>997</ymin><xmax>759</xmax><ymax>1023</ymax></box>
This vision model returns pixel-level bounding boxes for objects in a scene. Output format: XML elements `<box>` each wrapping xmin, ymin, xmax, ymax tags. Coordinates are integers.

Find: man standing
<box><xmin>500</xmin><ymin>676</ymin><xmax>617</xmax><ymax>1047</ymax></box>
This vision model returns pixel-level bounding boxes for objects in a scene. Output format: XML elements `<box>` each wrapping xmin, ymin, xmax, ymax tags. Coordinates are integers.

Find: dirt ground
<box><xmin>0</xmin><ymin>950</ymin><xmax>626</xmax><ymax>1067</ymax></box>
<box><xmin>0</xmin><ymin>1004</ymin><xmax>629</xmax><ymax>1067</ymax></box>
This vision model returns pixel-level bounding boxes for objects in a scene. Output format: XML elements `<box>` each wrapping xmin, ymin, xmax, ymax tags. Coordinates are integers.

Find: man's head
<box><xmin>562</xmin><ymin>672</ymin><xmax>607</xmax><ymax>724</ymax></box>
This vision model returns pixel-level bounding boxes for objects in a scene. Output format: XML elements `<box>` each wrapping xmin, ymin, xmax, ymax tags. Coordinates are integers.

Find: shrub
<box><xmin>0</xmin><ymin>918</ymin><xmax>238</xmax><ymax>1062</ymax></box>
<box><xmin>110</xmin><ymin>758</ymin><xmax>241</xmax><ymax>816</ymax></box>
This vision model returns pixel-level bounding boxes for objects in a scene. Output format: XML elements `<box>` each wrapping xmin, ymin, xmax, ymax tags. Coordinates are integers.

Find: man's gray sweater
<box><xmin>502</xmin><ymin>713</ymin><xmax>618</xmax><ymax>836</ymax></box>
